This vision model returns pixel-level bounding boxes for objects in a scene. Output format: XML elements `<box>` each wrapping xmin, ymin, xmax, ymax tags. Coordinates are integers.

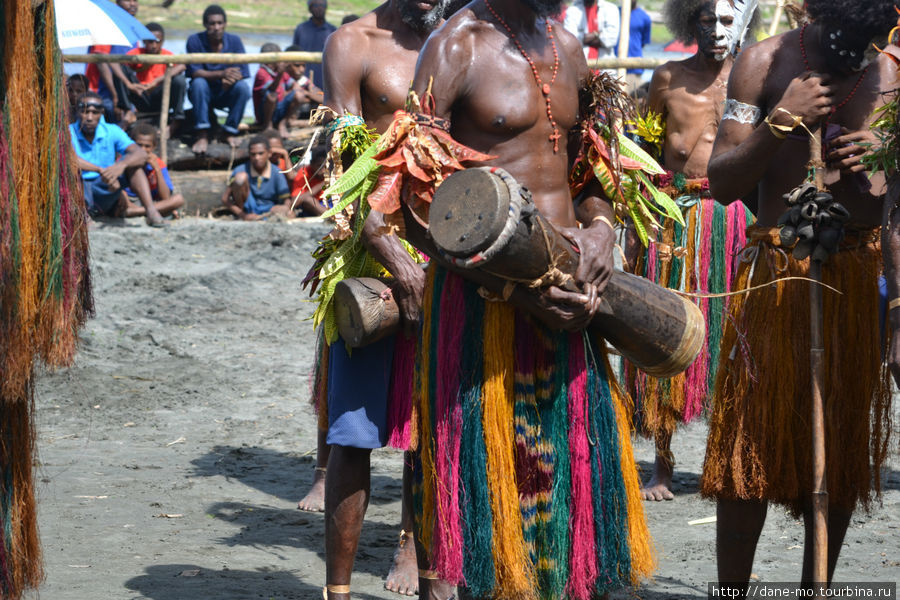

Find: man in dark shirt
<box><xmin>291</xmin><ymin>0</ymin><xmax>336</xmax><ymax>90</ymax></box>
<box><xmin>186</xmin><ymin>4</ymin><xmax>251</xmax><ymax>154</ymax></box>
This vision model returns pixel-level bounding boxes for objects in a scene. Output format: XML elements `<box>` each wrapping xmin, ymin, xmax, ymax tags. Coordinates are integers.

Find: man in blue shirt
<box><xmin>186</xmin><ymin>4</ymin><xmax>252</xmax><ymax>154</ymax></box>
<box><xmin>69</xmin><ymin>92</ymin><xmax>165</xmax><ymax>226</ymax></box>
<box><xmin>617</xmin><ymin>0</ymin><xmax>653</xmax><ymax>92</ymax></box>
<box><xmin>291</xmin><ymin>0</ymin><xmax>337</xmax><ymax>90</ymax></box>
<box><xmin>222</xmin><ymin>135</ymin><xmax>291</xmax><ymax>220</ymax></box>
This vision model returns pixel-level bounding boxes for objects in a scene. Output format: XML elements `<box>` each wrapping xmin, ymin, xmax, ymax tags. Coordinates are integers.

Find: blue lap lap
<box><xmin>326</xmin><ymin>335</ymin><xmax>395</xmax><ymax>449</ymax></box>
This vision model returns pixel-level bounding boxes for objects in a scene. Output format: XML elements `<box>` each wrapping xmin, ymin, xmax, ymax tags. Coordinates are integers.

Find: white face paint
<box><xmin>715</xmin><ymin>0</ymin><xmax>736</xmax><ymax>59</ymax></box>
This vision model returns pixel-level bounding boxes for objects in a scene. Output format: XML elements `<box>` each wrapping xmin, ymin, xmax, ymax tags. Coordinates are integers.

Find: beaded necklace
<box><xmin>484</xmin><ymin>0</ymin><xmax>561</xmax><ymax>152</ymax></box>
<box><xmin>800</xmin><ymin>22</ymin><xmax>870</xmax><ymax>117</ymax></box>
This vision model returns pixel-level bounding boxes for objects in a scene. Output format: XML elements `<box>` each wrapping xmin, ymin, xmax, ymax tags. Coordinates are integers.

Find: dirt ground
<box><xmin>29</xmin><ymin>219</ymin><xmax>899</xmax><ymax>600</ymax></box>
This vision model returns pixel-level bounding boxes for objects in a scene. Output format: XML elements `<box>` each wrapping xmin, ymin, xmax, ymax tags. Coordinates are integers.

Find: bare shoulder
<box><xmin>554</xmin><ymin>19</ymin><xmax>582</xmax><ymax>58</ymax></box>
<box><xmin>322</xmin><ymin>9</ymin><xmax>381</xmax><ymax>59</ymax></box>
<box><xmin>554</xmin><ymin>18</ymin><xmax>589</xmax><ymax>80</ymax></box>
<box><xmin>650</xmin><ymin>60</ymin><xmax>678</xmax><ymax>86</ymax></box>
<box><xmin>418</xmin><ymin>8</ymin><xmax>481</xmax><ymax>69</ymax></box>
<box><xmin>732</xmin><ymin>33</ymin><xmax>785</xmax><ymax>76</ymax></box>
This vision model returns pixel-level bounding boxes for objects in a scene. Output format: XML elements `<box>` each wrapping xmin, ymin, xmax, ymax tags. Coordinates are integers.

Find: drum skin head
<box><xmin>430</xmin><ymin>168</ymin><xmax>510</xmax><ymax>258</ymax></box>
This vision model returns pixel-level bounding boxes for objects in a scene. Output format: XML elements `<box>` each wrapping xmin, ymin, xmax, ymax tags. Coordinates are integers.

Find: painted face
<box><xmin>696</xmin><ymin>0</ymin><xmax>734</xmax><ymax>61</ymax></box>
<box><xmin>398</xmin><ymin>0</ymin><xmax>449</xmax><ymax>33</ymax></box>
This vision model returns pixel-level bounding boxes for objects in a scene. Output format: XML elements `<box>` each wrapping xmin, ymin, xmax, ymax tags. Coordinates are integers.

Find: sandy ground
<box><xmin>29</xmin><ymin>218</ymin><xmax>899</xmax><ymax>600</ymax></box>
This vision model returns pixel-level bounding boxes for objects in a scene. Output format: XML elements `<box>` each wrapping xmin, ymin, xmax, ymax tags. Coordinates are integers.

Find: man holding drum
<box><xmin>371</xmin><ymin>1</ymin><xmax>656</xmax><ymax>598</ymax></box>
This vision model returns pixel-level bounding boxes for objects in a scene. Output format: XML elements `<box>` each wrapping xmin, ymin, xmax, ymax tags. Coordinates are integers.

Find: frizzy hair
<box><xmin>805</xmin><ymin>0</ymin><xmax>898</xmax><ymax>39</ymax></box>
<box><xmin>663</xmin><ymin>0</ymin><xmax>761</xmax><ymax>44</ymax></box>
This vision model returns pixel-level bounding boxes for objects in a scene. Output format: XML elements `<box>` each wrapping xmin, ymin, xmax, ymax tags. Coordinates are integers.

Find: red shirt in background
<box><xmin>85</xmin><ymin>45</ymin><xmax>112</xmax><ymax>91</ymax></box>
<box><xmin>126</xmin><ymin>47</ymin><xmax>176</xmax><ymax>84</ymax></box>
<box><xmin>585</xmin><ymin>4</ymin><xmax>599</xmax><ymax>60</ymax></box>
<box><xmin>291</xmin><ymin>164</ymin><xmax>324</xmax><ymax>202</ymax></box>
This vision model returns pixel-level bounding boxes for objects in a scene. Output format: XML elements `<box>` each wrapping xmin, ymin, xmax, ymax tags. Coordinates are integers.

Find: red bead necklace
<box><xmin>484</xmin><ymin>0</ymin><xmax>561</xmax><ymax>152</ymax></box>
<box><xmin>800</xmin><ymin>22</ymin><xmax>869</xmax><ymax>116</ymax></box>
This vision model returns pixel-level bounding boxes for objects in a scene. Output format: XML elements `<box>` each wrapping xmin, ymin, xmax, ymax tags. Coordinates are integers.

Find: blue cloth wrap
<box><xmin>326</xmin><ymin>335</ymin><xmax>395</xmax><ymax>449</ymax></box>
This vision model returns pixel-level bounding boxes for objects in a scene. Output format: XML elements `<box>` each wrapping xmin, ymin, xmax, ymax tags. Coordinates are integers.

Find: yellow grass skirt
<box><xmin>700</xmin><ymin>226</ymin><xmax>892</xmax><ymax>516</ymax></box>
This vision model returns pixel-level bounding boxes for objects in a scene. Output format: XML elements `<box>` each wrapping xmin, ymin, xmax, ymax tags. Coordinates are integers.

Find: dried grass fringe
<box><xmin>700</xmin><ymin>226</ymin><xmax>892</xmax><ymax>517</ymax></box>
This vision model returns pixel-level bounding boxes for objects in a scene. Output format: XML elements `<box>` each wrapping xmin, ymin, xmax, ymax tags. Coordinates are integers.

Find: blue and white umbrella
<box><xmin>55</xmin><ymin>0</ymin><xmax>155</xmax><ymax>50</ymax></box>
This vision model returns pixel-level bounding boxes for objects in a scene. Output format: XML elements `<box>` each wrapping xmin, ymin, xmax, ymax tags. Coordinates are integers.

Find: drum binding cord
<box><xmin>438</xmin><ymin>167</ymin><xmax>575</xmax><ymax>292</ymax></box>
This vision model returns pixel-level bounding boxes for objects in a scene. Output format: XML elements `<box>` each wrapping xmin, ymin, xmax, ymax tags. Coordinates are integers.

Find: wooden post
<box><xmin>808</xmin><ymin>129</ymin><xmax>828</xmax><ymax>597</ymax></box>
<box><xmin>617</xmin><ymin>0</ymin><xmax>632</xmax><ymax>81</ymax></box>
<box><xmin>769</xmin><ymin>0</ymin><xmax>784</xmax><ymax>37</ymax></box>
<box><xmin>159</xmin><ymin>68</ymin><xmax>173</xmax><ymax>164</ymax></box>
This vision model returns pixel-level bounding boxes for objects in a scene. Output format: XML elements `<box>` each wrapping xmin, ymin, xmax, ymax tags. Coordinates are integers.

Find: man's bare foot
<box><xmin>226</xmin><ymin>134</ymin><xmax>241</xmax><ymax>148</ymax></box>
<box><xmin>297</xmin><ymin>467</ymin><xmax>326</xmax><ymax>512</ymax></box>
<box><xmin>419</xmin><ymin>576</ymin><xmax>456</xmax><ymax>600</ymax></box>
<box><xmin>641</xmin><ymin>452</ymin><xmax>675</xmax><ymax>501</ymax></box>
<box><xmin>384</xmin><ymin>530</ymin><xmax>418</xmax><ymax>596</ymax></box>
<box><xmin>278</xmin><ymin>121</ymin><xmax>290</xmax><ymax>139</ymax></box>
<box><xmin>192</xmin><ymin>134</ymin><xmax>208</xmax><ymax>155</ymax></box>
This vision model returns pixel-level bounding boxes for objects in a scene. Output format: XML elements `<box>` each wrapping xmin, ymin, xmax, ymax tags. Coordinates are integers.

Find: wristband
<box><xmin>889</xmin><ymin>297</ymin><xmax>900</xmax><ymax>311</ymax></box>
<box><xmin>764</xmin><ymin>107</ymin><xmax>812</xmax><ymax>140</ymax></box>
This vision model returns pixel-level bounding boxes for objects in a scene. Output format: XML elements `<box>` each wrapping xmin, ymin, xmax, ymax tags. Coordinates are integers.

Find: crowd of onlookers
<box><xmin>65</xmin><ymin>0</ymin><xmax>653</xmax><ymax>224</ymax></box>
<box><xmin>66</xmin><ymin>0</ymin><xmax>340</xmax><ymax>223</ymax></box>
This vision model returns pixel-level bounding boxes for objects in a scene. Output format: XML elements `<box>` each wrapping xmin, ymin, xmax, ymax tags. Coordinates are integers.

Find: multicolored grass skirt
<box><xmin>700</xmin><ymin>226</ymin><xmax>891</xmax><ymax>517</ymax></box>
<box><xmin>623</xmin><ymin>188</ymin><xmax>754</xmax><ymax>441</ymax></box>
<box><xmin>412</xmin><ymin>266</ymin><xmax>654</xmax><ymax>599</ymax></box>
<box><xmin>1</xmin><ymin>0</ymin><xmax>93</xmax><ymax>596</ymax></box>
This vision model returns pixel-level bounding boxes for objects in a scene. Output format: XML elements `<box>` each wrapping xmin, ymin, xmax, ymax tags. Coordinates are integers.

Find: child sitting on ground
<box><xmin>222</xmin><ymin>134</ymin><xmax>291</xmax><ymax>220</ymax></box>
<box><xmin>124</xmin><ymin>123</ymin><xmax>185</xmax><ymax>218</ymax></box>
<box><xmin>290</xmin><ymin>144</ymin><xmax>327</xmax><ymax>216</ymax></box>
<box><xmin>261</xmin><ymin>129</ymin><xmax>326</xmax><ymax>216</ymax></box>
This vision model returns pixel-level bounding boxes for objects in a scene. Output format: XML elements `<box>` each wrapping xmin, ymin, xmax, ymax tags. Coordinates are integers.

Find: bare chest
<box><xmin>362</xmin><ymin>47</ymin><xmax>421</xmax><ymax>130</ymax></box>
<box><xmin>459</xmin><ymin>40</ymin><xmax>581</xmax><ymax>138</ymax></box>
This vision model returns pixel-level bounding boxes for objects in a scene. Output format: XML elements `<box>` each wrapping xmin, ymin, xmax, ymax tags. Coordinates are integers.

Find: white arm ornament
<box><xmin>722</xmin><ymin>98</ymin><xmax>763</xmax><ymax>125</ymax></box>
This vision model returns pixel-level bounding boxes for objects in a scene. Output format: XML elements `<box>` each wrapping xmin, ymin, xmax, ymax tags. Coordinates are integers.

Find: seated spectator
<box><xmin>291</xmin><ymin>0</ymin><xmax>336</xmax><ymax>90</ymax></box>
<box><xmin>262</xmin><ymin>129</ymin><xmax>291</xmax><ymax>171</ymax></box>
<box><xmin>69</xmin><ymin>92</ymin><xmax>165</xmax><ymax>226</ymax></box>
<box><xmin>187</xmin><ymin>4</ymin><xmax>251</xmax><ymax>154</ymax></box>
<box><xmin>124</xmin><ymin>123</ymin><xmax>185</xmax><ymax>218</ymax></box>
<box><xmin>290</xmin><ymin>144</ymin><xmax>327</xmax><ymax>216</ymax></box>
<box><xmin>66</xmin><ymin>74</ymin><xmax>89</xmax><ymax>123</ymax></box>
<box><xmin>284</xmin><ymin>45</ymin><xmax>324</xmax><ymax>119</ymax></box>
<box><xmin>261</xmin><ymin>129</ymin><xmax>326</xmax><ymax>216</ymax></box>
<box><xmin>85</xmin><ymin>0</ymin><xmax>142</xmax><ymax>125</ymax></box>
<box><xmin>222</xmin><ymin>135</ymin><xmax>290</xmax><ymax>220</ymax></box>
<box><xmin>253</xmin><ymin>43</ymin><xmax>303</xmax><ymax>137</ymax></box>
<box><xmin>125</xmin><ymin>23</ymin><xmax>187</xmax><ymax>136</ymax></box>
